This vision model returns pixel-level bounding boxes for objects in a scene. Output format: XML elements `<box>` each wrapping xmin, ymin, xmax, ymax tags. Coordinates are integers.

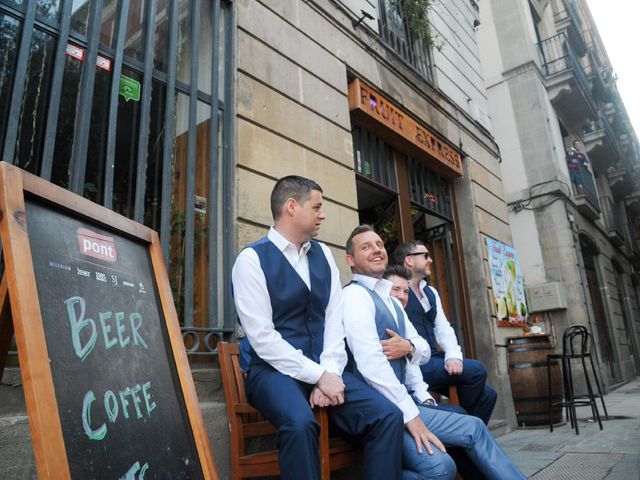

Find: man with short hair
<box><xmin>343</xmin><ymin>225</ymin><xmax>526</xmax><ymax>480</ymax></box>
<box><xmin>232</xmin><ymin>176</ymin><xmax>404</xmax><ymax>480</ymax></box>
<box><xmin>393</xmin><ymin>240</ymin><xmax>497</xmax><ymax>424</ymax></box>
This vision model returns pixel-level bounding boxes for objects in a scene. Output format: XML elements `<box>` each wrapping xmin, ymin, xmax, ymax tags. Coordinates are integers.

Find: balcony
<box><xmin>582</xmin><ymin>111</ymin><xmax>620</xmax><ymax>173</ymax></box>
<box><xmin>601</xmin><ymin>196</ymin><xmax>625</xmax><ymax>246</ymax></box>
<box><xmin>378</xmin><ymin>1</ymin><xmax>433</xmax><ymax>83</ymax></box>
<box><xmin>538</xmin><ymin>33</ymin><xmax>597</xmax><ymax>129</ymax></box>
<box><xmin>607</xmin><ymin>162</ymin><xmax>638</xmax><ymax>200</ymax></box>
<box><xmin>553</xmin><ymin>0</ymin><xmax>588</xmax><ymax>57</ymax></box>
<box><xmin>571</xmin><ymin>161</ymin><xmax>600</xmax><ymax>220</ymax></box>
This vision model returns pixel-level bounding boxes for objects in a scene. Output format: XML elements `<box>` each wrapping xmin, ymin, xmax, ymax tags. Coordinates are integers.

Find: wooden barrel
<box><xmin>507</xmin><ymin>334</ymin><xmax>563</xmax><ymax>426</ymax></box>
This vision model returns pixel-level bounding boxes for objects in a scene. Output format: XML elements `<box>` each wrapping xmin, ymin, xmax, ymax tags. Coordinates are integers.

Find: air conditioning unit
<box><xmin>524</xmin><ymin>282</ymin><xmax>568</xmax><ymax>313</ymax></box>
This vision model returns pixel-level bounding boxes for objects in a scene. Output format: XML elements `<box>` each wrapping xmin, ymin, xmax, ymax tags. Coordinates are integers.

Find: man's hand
<box><xmin>405</xmin><ymin>417</ymin><xmax>446</xmax><ymax>455</ymax></box>
<box><xmin>309</xmin><ymin>386</ymin><xmax>331</xmax><ymax>408</ymax></box>
<box><xmin>316</xmin><ymin>371</ymin><xmax>345</xmax><ymax>406</ymax></box>
<box><xmin>444</xmin><ymin>358</ymin><xmax>463</xmax><ymax>376</ymax></box>
<box><xmin>381</xmin><ymin>328</ymin><xmax>412</xmax><ymax>360</ymax></box>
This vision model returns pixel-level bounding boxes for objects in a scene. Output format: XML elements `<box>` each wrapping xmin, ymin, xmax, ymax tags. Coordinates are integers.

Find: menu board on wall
<box><xmin>486</xmin><ymin>237</ymin><xmax>528</xmax><ymax>327</ymax></box>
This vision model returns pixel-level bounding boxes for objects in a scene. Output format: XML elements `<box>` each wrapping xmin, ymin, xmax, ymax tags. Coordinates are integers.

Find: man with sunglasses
<box><xmin>392</xmin><ymin>241</ymin><xmax>497</xmax><ymax>424</ymax></box>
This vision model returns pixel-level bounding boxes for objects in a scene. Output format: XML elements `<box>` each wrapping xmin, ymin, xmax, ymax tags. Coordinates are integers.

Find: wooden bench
<box><xmin>218</xmin><ymin>342</ymin><xmax>362</xmax><ymax>480</ymax></box>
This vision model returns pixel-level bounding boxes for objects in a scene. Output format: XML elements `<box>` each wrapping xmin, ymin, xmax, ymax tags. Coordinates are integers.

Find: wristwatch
<box><xmin>407</xmin><ymin>340</ymin><xmax>416</xmax><ymax>360</ymax></box>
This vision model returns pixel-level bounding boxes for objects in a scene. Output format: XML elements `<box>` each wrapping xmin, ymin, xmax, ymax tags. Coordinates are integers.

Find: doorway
<box><xmin>351</xmin><ymin>125</ymin><xmax>471</xmax><ymax>354</ymax></box>
<box><xmin>612</xmin><ymin>260</ymin><xmax>640</xmax><ymax>374</ymax></box>
<box><xmin>581</xmin><ymin>240</ymin><xmax>620</xmax><ymax>384</ymax></box>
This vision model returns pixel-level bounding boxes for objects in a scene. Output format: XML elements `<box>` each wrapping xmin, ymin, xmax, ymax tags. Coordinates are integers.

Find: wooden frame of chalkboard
<box><xmin>0</xmin><ymin>162</ymin><xmax>218</xmax><ymax>479</ymax></box>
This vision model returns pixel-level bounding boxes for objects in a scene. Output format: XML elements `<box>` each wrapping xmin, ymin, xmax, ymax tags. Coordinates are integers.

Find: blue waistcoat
<box><xmin>405</xmin><ymin>284</ymin><xmax>438</xmax><ymax>352</ymax></box>
<box><xmin>239</xmin><ymin>236</ymin><xmax>331</xmax><ymax>372</ymax></box>
<box><xmin>347</xmin><ymin>281</ymin><xmax>407</xmax><ymax>385</ymax></box>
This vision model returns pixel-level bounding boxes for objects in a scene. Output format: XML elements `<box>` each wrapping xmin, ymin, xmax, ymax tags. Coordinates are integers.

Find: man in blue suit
<box><xmin>232</xmin><ymin>176</ymin><xmax>404</xmax><ymax>480</ymax></box>
<box><xmin>393</xmin><ymin>240</ymin><xmax>497</xmax><ymax>424</ymax></box>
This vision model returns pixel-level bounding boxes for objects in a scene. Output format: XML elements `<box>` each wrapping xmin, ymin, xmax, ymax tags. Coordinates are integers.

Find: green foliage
<box><xmin>390</xmin><ymin>0</ymin><xmax>443</xmax><ymax>51</ymax></box>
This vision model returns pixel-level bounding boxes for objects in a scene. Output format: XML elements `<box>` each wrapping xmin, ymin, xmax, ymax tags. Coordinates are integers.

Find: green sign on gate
<box><xmin>119</xmin><ymin>75</ymin><xmax>141</xmax><ymax>102</ymax></box>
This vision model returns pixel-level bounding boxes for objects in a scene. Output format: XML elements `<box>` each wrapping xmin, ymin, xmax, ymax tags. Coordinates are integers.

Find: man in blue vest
<box><xmin>232</xmin><ymin>176</ymin><xmax>404</xmax><ymax>480</ymax></box>
<box><xmin>393</xmin><ymin>240</ymin><xmax>497</xmax><ymax>424</ymax></box>
<box><xmin>343</xmin><ymin>225</ymin><xmax>526</xmax><ymax>480</ymax></box>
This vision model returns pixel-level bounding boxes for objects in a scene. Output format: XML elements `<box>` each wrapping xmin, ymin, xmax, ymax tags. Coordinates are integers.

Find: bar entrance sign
<box><xmin>0</xmin><ymin>162</ymin><xmax>218</xmax><ymax>479</ymax></box>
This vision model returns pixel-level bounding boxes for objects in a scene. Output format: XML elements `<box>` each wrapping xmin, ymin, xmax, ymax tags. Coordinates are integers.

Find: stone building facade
<box><xmin>235</xmin><ymin>0</ymin><xmax>522</xmax><ymax>431</ymax></box>
<box><xmin>478</xmin><ymin>0</ymin><xmax>640</xmax><ymax>387</ymax></box>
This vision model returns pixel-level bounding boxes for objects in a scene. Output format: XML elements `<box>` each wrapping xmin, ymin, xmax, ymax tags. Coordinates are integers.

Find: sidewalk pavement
<box><xmin>496</xmin><ymin>376</ymin><xmax>640</xmax><ymax>479</ymax></box>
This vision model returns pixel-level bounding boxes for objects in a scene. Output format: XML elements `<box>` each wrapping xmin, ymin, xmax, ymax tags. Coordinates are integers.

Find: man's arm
<box><xmin>318</xmin><ymin>243</ymin><xmax>348</xmax><ymax>375</ymax></box>
<box><xmin>405</xmin><ymin>363</ymin><xmax>434</xmax><ymax>405</ymax></box>
<box><xmin>430</xmin><ymin>287</ymin><xmax>463</xmax><ymax>362</ymax></box>
<box><xmin>232</xmin><ymin>248</ymin><xmax>325</xmax><ymax>384</ymax></box>
<box><xmin>382</xmin><ymin>302</ymin><xmax>430</xmax><ymax>365</ymax></box>
<box><xmin>343</xmin><ymin>284</ymin><xmax>420</xmax><ymax>423</ymax></box>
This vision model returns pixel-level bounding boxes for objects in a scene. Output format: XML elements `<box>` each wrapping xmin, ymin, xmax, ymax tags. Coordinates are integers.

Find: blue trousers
<box><xmin>403</xmin><ymin>405</ymin><xmax>526</xmax><ymax>480</ymax></box>
<box><xmin>245</xmin><ymin>365</ymin><xmax>404</xmax><ymax>480</ymax></box>
<box><xmin>427</xmin><ymin>403</ymin><xmax>488</xmax><ymax>480</ymax></box>
<box><xmin>420</xmin><ymin>352</ymin><xmax>497</xmax><ymax>424</ymax></box>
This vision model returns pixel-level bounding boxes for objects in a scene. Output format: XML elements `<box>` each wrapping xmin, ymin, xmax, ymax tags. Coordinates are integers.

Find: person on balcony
<box><xmin>567</xmin><ymin>139</ymin><xmax>591</xmax><ymax>193</ymax></box>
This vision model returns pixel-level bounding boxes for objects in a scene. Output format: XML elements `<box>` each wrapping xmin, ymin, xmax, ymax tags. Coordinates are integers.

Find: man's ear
<box><xmin>346</xmin><ymin>254</ymin><xmax>355</xmax><ymax>268</ymax></box>
<box><xmin>403</xmin><ymin>256</ymin><xmax>412</xmax><ymax>269</ymax></box>
<box><xmin>284</xmin><ymin>197</ymin><xmax>297</xmax><ymax>217</ymax></box>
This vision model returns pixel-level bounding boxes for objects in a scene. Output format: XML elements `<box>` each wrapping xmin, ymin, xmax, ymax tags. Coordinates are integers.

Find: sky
<box><xmin>586</xmin><ymin>0</ymin><xmax>640</xmax><ymax>137</ymax></box>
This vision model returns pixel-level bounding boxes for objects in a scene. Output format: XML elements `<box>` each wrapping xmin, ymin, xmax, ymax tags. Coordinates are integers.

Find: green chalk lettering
<box><xmin>65</xmin><ymin>296</ymin><xmax>97</xmax><ymax>361</ymax></box>
<box><xmin>99</xmin><ymin>311</ymin><xmax>118</xmax><ymax>350</ymax></box>
<box><xmin>82</xmin><ymin>390</ymin><xmax>107</xmax><ymax>440</ymax></box>
<box><xmin>142</xmin><ymin>381</ymin><xmax>156</xmax><ymax>416</ymax></box>
<box><xmin>129</xmin><ymin>313</ymin><xmax>147</xmax><ymax>348</ymax></box>
<box><xmin>115</xmin><ymin>311</ymin><xmax>130</xmax><ymax>347</ymax></box>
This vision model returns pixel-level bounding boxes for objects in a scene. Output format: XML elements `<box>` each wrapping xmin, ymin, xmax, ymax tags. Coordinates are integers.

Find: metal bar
<box><xmin>222</xmin><ymin>0</ymin><xmax>236</xmax><ymax>329</ymax></box>
<box><xmin>207</xmin><ymin>0</ymin><xmax>222</xmax><ymax>328</ymax></box>
<box><xmin>1</xmin><ymin>0</ymin><xmax>37</xmax><ymax>164</ymax></box>
<box><xmin>160</xmin><ymin>0</ymin><xmax>180</xmax><ymax>265</ymax></box>
<box><xmin>40</xmin><ymin>0</ymin><xmax>73</xmax><ymax>180</ymax></box>
<box><xmin>102</xmin><ymin>0</ymin><xmax>131</xmax><ymax>208</ymax></box>
<box><xmin>133</xmin><ymin>0</ymin><xmax>159</xmax><ymax>223</ymax></box>
<box><xmin>69</xmin><ymin>0</ymin><xmax>105</xmax><ymax>194</ymax></box>
<box><xmin>184</xmin><ymin>0</ymin><xmax>202</xmax><ymax>327</ymax></box>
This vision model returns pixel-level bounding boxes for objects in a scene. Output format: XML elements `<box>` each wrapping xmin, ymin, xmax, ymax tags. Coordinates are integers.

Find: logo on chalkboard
<box><xmin>77</xmin><ymin>228</ymin><xmax>117</xmax><ymax>263</ymax></box>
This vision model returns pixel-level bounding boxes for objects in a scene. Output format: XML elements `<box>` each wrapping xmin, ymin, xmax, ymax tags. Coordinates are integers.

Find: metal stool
<box><xmin>547</xmin><ymin>325</ymin><xmax>608</xmax><ymax>434</ymax></box>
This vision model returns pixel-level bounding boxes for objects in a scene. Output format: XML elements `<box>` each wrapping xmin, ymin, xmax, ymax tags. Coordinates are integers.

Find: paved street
<box><xmin>497</xmin><ymin>377</ymin><xmax>640</xmax><ymax>479</ymax></box>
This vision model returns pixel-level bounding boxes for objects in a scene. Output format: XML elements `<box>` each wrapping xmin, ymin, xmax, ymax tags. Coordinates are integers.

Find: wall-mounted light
<box><xmin>352</xmin><ymin>9</ymin><xmax>374</xmax><ymax>30</ymax></box>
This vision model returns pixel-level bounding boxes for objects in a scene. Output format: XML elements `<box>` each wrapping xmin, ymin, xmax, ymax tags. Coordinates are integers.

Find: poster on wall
<box><xmin>486</xmin><ymin>237</ymin><xmax>528</xmax><ymax>327</ymax></box>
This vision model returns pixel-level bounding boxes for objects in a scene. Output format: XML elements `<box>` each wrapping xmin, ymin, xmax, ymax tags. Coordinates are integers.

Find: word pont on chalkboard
<box><xmin>0</xmin><ymin>162</ymin><xmax>218</xmax><ymax>479</ymax></box>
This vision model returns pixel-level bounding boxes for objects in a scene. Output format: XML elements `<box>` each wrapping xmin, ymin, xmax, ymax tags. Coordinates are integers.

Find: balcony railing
<box><xmin>538</xmin><ymin>33</ymin><xmax>597</xmax><ymax>111</ymax></box>
<box><xmin>583</xmin><ymin>110</ymin><xmax>622</xmax><ymax>159</ymax></box>
<box><xmin>602</xmin><ymin>196</ymin><xmax>625</xmax><ymax>245</ymax></box>
<box><xmin>571</xmin><ymin>161</ymin><xmax>599</xmax><ymax>206</ymax></box>
<box><xmin>378</xmin><ymin>0</ymin><xmax>434</xmax><ymax>82</ymax></box>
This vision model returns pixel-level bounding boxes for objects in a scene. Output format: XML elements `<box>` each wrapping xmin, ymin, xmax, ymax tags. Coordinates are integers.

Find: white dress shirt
<box><xmin>414</xmin><ymin>279</ymin><xmax>463</xmax><ymax>361</ymax></box>
<box><xmin>232</xmin><ymin>227</ymin><xmax>347</xmax><ymax>384</ymax></box>
<box><xmin>343</xmin><ymin>274</ymin><xmax>431</xmax><ymax>423</ymax></box>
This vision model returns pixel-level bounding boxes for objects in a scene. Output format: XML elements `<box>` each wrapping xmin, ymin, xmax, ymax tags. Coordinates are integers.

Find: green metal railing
<box><xmin>602</xmin><ymin>196</ymin><xmax>625</xmax><ymax>239</ymax></box>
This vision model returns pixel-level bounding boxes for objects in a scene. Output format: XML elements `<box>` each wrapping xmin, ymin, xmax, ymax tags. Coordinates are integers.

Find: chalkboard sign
<box><xmin>0</xmin><ymin>162</ymin><xmax>218</xmax><ymax>479</ymax></box>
